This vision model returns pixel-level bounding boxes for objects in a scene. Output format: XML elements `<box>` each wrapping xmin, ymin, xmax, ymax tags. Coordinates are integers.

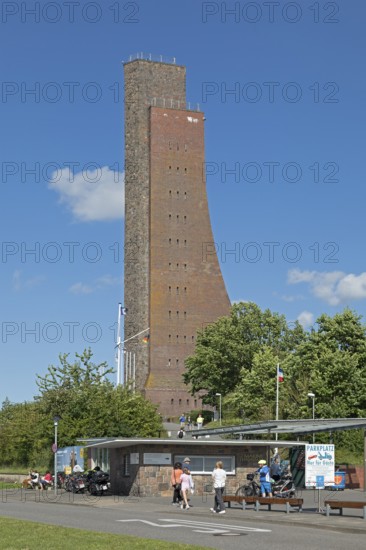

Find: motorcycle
<box><xmin>64</xmin><ymin>473</ymin><xmax>87</xmax><ymax>493</ymax></box>
<box><xmin>87</xmin><ymin>470</ymin><xmax>111</xmax><ymax>496</ymax></box>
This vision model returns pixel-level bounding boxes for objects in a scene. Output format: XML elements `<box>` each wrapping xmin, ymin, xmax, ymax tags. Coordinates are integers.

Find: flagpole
<box><xmin>275</xmin><ymin>363</ymin><xmax>279</xmax><ymax>441</ymax></box>
<box><xmin>116</xmin><ymin>303</ymin><xmax>122</xmax><ymax>386</ymax></box>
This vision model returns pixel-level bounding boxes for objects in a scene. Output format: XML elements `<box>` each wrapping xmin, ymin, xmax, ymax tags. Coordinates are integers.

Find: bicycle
<box><xmin>272</xmin><ymin>473</ymin><xmax>296</xmax><ymax>498</ymax></box>
<box><xmin>235</xmin><ymin>472</ymin><xmax>261</xmax><ymax>497</ymax></box>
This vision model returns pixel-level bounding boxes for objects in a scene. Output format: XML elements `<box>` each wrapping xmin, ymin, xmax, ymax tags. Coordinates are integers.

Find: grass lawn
<box><xmin>0</xmin><ymin>517</ymin><xmax>212</xmax><ymax>550</ymax></box>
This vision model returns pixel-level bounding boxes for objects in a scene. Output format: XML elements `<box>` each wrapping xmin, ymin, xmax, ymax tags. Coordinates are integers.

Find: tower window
<box><xmin>176</xmin><ymin>287</ymin><xmax>179</xmax><ymax>294</ymax></box>
<box><xmin>184</xmin><ymin>216</ymin><xmax>187</xmax><ymax>224</ymax></box>
<box><xmin>169</xmin><ymin>286</ymin><xmax>172</xmax><ymax>293</ymax></box>
<box><xmin>169</xmin><ymin>238</ymin><xmax>172</xmax><ymax>245</ymax></box>
<box><xmin>169</xmin><ymin>190</ymin><xmax>172</xmax><ymax>197</ymax></box>
<box><xmin>176</xmin><ymin>311</ymin><xmax>179</xmax><ymax>318</ymax></box>
<box><xmin>184</xmin><ymin>311</ymin><xmax>187</xmax><ymax>319</ymax></box>
<box><xmin>169</xmin><ymin>310</ymin><xmax>172</xmax><ymax>319</ymax></box>
<box><xmin>184</xmin><ymin>192</ymin><xmax>187</xmax><ymax>199</ymax></box>
<box><xmin>169</xmin><ymin>334</ymin><xmax>171</xmax><ymax>342</ymax></box>
<box><xmin>184</xmin><ymin>263</ymin><xmax>187</xmax><ymax>271</ymax></box>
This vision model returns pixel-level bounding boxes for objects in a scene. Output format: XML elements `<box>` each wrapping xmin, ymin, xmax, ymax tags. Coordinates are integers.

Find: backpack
<box><xmin>178</xmin><ymin>430</ymin><xmax>184</xmax><ymax>439</ymax></box>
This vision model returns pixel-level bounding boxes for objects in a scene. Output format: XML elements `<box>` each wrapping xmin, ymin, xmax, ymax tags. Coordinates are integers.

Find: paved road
<box><xmin>0</xmin><ymin>489</ymin><xmax>365</xmax><ymax>549</ymax></box>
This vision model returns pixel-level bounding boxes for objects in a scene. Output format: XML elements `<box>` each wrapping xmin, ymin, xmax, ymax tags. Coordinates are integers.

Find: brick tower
<box><xmin>123</xmin><ymin>57</ymin><xmax>230</xmax><ymax>416</ymax></box>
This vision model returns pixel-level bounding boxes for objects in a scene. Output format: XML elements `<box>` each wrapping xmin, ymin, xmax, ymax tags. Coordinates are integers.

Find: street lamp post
<box><xmin>308</xmin><ymin>393</ymin><xmax>315</xmax><ymax>443</ymax></box>
<box><xmin>53</xmin><ymin>415</ymin><xmax>60</xmax><ymax>495</ymax></box>
<box><xmin>215</xmin><ymin>393</ymin><xmax>222</xmax><ymax>426</ymax></box>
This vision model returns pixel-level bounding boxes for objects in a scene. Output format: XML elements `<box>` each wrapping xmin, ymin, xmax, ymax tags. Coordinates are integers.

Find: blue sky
<box><xmin>1</xmin><ymin>0</ymin><xmax>365</xmax><ymax>404</ymax></box>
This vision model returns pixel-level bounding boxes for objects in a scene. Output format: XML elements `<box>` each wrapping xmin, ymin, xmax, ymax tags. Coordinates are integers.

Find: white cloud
<box><xmin>12</xmin><ymin>270</ymin><xmax>45</xmax><ymax>292</ymax></box>
<box><xmin>288</xmin><ymin>269</ymin><xmax>366</xmax><ymax>306</ymax></box>
<box><xmin>69</xmin><ymin>275</ymin><xmax>122</xmax><ymax>295</ymax></box>
<box><xmin>297</xmin><ymin>311</ymin><xmax>315</xmax><ymax>328</ymax></box>
<box><xmin>69</xmin><ymin>282</ymin><xmax>94</xmax><ymax>295</ymax></box>
<box><xmin>337</xmin><ymin>273</ymin><xmax>366</xmax><ymax>302</ymax></box>
<box><xmin>48</xmin><ymin>166</ymin><xmax>124</xmax><ymax>222</ymax></box>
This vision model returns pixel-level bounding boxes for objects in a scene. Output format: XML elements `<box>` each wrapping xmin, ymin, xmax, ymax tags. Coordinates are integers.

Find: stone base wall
<box><xmin>109</xmin><ymin>443</ymin><xmax>270</xmax><ymax>497</ymax></box>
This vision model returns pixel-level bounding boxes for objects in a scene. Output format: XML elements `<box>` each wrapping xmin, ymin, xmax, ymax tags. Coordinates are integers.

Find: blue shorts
<box><xmin>260</xmin><ymin>481</ymin><xmax>272</xmax><ymax>494</ymax></box>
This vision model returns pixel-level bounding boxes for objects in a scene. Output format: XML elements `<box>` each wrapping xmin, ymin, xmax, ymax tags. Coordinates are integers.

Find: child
<box><xmin>180</xmin><ymin>467</ymin><xmax>194</xmax><ymax>510</ymax></box>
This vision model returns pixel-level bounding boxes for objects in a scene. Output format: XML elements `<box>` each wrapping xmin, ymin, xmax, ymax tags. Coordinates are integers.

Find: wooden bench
<box><xmin>223</xmin><ymin>495</ymin><xmax>303</xmax><ymax>513</ymax></box>
<box><xmin>324</xmin><ymin>500</ymin><xmax>366</xmax><ymax>520</ymax></box>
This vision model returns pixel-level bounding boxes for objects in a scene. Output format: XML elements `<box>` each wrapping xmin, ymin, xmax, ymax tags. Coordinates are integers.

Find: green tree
<box><xmin>36</xmin><ymin>349</ymin><xmax>163</xmax><ymax>445</ymax></box>
<box><xmin>0</xmin><ymin>349</ymin><xmax>163</xmax><ymax>468</ymax></box>
<box><xmin>282</xmin><ymin>309</ymin><xmax>366</xmax><ymax>421</ymax></box>
<box><xmin>183</xmin><ymin>302</ymin><xmax>305</xmax><ymax>406</ymax></box>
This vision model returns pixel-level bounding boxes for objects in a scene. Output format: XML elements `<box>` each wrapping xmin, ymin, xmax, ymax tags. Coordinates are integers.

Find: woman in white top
<box><xmin>210</xmin><ymin>461</ymin><xmax>226</xmax><ymax>514</ymax></box>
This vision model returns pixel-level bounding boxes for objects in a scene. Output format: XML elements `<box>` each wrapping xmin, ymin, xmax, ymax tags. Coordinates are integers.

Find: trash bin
<box><xmin>332</xmin><ymin>471</ymin><xmax>346</xmax><ymax>490</ymax></box>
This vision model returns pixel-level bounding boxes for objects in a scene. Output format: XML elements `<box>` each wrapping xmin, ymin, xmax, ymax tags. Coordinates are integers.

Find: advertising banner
<box><xmin>56</xmin><ymin>446</ymin><xmax>85</xmax><ymax>473</ymax></box>
<box><xmin>305</xmin><ymin>444</ymin><xmax>335</xmax><ymax>488</ymax></box>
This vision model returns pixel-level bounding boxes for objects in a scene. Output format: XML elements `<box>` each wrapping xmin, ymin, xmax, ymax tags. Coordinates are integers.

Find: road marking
<box><xmin>117</xmin><ymin>520</ymin><xmax>179</xmax><ymax>528</ymax></box>
<box><xmin>162</xmin><ymin>519</ymin><xmax>271</xmax><ymax>533</ymax></box>
<box><xmin>117</xmin><ymin>518</ymin><xmax>271</xmax><ymax>535</ymax></box>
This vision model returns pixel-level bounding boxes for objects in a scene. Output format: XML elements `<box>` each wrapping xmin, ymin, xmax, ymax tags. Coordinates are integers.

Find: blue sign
<box><xmin>316</xmin><ymin>475</ymin><xmax>325</xmax><ymax>489</ymax></box>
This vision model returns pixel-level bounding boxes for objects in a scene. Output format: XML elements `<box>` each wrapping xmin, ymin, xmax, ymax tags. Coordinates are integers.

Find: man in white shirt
<box><xmin>210</xmin><ymin>461</ymin><xmax>226</xmax><ymax>514</ymax></box>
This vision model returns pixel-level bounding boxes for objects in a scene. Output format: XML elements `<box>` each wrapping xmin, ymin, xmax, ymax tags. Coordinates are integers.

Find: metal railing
<box><xmin>123</xmin><ymin>53</ymin><xmax>177</xmax><ymax>64</ymax></box>
<box><xmin>148</xmin><ymin>97</ymin><xmax>201</xmax><ymax>112</ymax></box>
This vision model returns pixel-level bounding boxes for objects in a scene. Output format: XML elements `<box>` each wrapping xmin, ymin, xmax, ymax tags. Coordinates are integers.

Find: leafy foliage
<box><xmin>184</xmin><ymin>304</ymin><xmax>366</xmax><ymax>453</ymax></box>
<box><xmin>184</xmin><ymin>302</ymin><xmax>305</xmax><ymax>406</ymax></box>
<box><xmin>0</xmin><ymin>350</ymin><xmax>163</xmax><ymax>468</ymax></box>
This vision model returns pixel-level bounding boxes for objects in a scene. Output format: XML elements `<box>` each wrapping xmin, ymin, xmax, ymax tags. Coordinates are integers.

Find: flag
<box><xmin>278</xmin><ymin>366</ymin><xmax>284</xmax><ymax>382</ymax></box>
<box><xmin>120</xmin><ymin>306</ymin><xmax>128</xmax><ymax>315</ymax></box>
<box><xmin>143</xmin><ymin>334</ymin><xmax>150</xmax><ymax>343</ymax></box>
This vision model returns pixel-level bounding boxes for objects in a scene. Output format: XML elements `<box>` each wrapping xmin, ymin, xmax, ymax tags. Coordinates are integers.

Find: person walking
<box><xmin>179</xmin><ymin>413</ymin><xmax>186</xmax><ymax>428</ymax></box>
<box><xmin>180</xmin><ymin>467</ymin><xmax>194</xmax><ymax>510</ymax></box>
<box><xmin>170</xmin><ymin>462</ymin><xmax>183</xmax><ymax>505</ymax></box>
<box><xmin>210</xmin><ymin>461</ymin><xmax>226</xmax><ymax>514</ymax></box>
<box><xmin>196</xmin><ymin>414</ymin><xmax>204</xmax><ymax>429</ymax></box>
<box><xmin>182</xmin><ymin>457</ymin><xmax>191</xmax><ymax>471</ymax></box>
<box><xmin>258</xmin><ymin>459</ymin><xmax>272</xmax><ymax>497</ymax></box>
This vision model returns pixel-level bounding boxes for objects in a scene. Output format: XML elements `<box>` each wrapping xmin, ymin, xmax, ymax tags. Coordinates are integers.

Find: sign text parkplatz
<box><xmin>305</xmin><ymin>444</ymin><xmax>335</xmax><ymax>488</ymax></box>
